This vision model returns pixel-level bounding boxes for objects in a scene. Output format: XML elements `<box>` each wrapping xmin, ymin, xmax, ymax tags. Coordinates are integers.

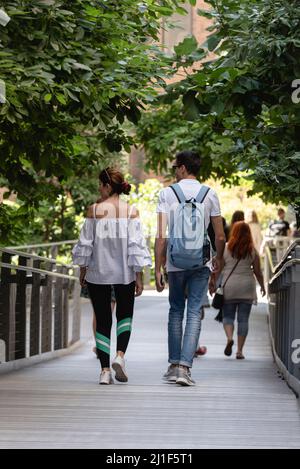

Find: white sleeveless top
<box><xmin>72</xmin><ymin>204</ymin><xmax>152</xmax><ymax>285</ymax></box>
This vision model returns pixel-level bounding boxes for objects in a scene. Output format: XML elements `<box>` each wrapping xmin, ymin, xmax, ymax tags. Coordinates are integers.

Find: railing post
<box><xmin>30</xmin><ymin>260</ymin><xmax>42</xmax><ymax>357</ymax></box>
<box><xmin>15</xmin><ymin>255</ymin><xmax>27</xmax><ymax>360</ymax></box>
<box><xmin>62</xmin><ymin>266</ymin><xmax>69</xmax><ymax>348</ymax></box>
<box><xmin>50</xmin><ymin>245</ymin><xmax>58</xmax><ymax>259</ymax></box>
<box><xmin>41</xmin><ymin>263</ymin><xmax>53</xmax><ymax>353</ymax></box>
<box><xmin>54</xmin><ymin>265</ymin><xmax>63</xmax><ymax>351</ymax></box>
<box><xmin>274</xmin><ymin>237</ymin><xmax>291</xmax><ymax>263</ymax></box>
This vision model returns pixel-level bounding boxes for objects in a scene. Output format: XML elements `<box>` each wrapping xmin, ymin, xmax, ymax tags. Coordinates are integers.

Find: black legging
<box><xmin>87</xmin><ymin>282</ymin><xmax>136</xmax><ymax>369</ymax></box>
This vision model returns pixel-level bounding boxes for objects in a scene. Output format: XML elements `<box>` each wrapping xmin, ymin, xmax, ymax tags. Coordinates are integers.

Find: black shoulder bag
<box><xmin>212</xmin><ymin>259</ymin><xmax>240</xmax><ymax>322</ymax></box>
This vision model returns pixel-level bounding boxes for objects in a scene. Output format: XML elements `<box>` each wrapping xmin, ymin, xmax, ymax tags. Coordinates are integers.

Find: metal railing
<box><xmin>265</xmin><ymin>239</ymin><xmax>300</xmax><ymax>396</ymax></box>
<box><xmin>5</xmin><ymin>240</ymin><xmax>77</xmax><ymax>260</ymax></box>
<box><xmin>5</xmin><ymin>239</ymin><xmax>153</xmax><ymax>287</ymax></box>
<box><xmin>0</xmin><ymin>246</ymin><xmax>81</xmax><ymax>365</ymax></box>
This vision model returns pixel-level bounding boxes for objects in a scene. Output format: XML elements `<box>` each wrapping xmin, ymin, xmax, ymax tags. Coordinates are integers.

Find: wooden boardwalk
<box><xmin>0</xmin><ymin>292</ymin><xmax>300</xmax><ymax>449</ymax></box>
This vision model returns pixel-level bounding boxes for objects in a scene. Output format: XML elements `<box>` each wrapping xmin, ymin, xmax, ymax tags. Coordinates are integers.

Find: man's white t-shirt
<box><xmin>156</xmin><ymin>179</ymin><xmax>221</xmax><ymax>272</ymax></box>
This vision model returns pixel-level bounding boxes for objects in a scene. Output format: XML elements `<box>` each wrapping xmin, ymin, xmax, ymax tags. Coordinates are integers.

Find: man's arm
<box><xmin>211</xmin><ymin>215</ymin><xmax>226</xmax><ymax>272</ymax></box>
<box><xmin>155</xmin><ymin>212</ymin><xmax>167</xmax><ymax>292</ymax></box>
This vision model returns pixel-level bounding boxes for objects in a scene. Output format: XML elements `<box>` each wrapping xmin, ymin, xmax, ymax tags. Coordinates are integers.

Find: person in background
<box><xmin>209</xmin><ymin>222</ymin><xmax>266</xmax><ymax>360</ymax></box>
<box><xmin>268</xmin><ymin>208</ymin><xmax>290</xmax><ymax>237</ymax></box>
<box><xmin>246</xmin><ymin>210</ymin><xmax>263</xmax><ymax>253</ymax></box>
<box><xmin>194</xmin><ymin>217</ymin><xmax>230</xmax><ymax>358</ymax></box>
<box><xmin>229</xmin><ymin>211</ymin><xmax>245</xmax><ymax>234</ymax></box>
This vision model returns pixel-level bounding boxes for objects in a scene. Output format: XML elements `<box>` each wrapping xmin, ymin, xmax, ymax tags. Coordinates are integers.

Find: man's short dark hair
<box><xmin>176</xmin><ymin>151</ymin><xmax>201</xmax><ymax>177</ymax></box>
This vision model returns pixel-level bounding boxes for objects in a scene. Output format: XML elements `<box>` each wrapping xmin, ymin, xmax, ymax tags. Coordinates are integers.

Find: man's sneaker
<box><xmin>162</xmin><ymin>365</ymin><xmax>179</xmax><ymax>383</ymax></box>
<box><xmin>176</xmin><ymin>367</ymin><xmax>196</xmax><ymax>386</ymax></box>
<box><xmin>112</xmin><ymin>355</ymin><xmax>128</xmax><ymax>382</ymax></box>
<box><xmin>99</xmin><ymin>370</ymin><xmax>114</xmax><ymax>385</ymax></box>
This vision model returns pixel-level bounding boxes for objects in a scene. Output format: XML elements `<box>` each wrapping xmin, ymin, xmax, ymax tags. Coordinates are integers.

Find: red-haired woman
<box><xmin>210</xmin><ymin>221</ymin><xmax>266</xmax><ymax>359</ymax></box>
<box><xmin>72</xmin><ymin>168</ymin><xmax>151</xmax><ymax>385</ymax></box>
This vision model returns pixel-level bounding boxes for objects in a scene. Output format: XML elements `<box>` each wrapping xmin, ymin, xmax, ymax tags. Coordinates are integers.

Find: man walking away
<box><xmin>155</xmin><ymin>151</ymin><xmax>226</xmax><ymax>386</ymax></box>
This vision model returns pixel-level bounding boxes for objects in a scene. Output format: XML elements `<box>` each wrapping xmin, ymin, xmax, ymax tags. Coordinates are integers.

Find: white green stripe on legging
<box><xmin>95</xmin><ymin>332</ymin><xmax>110</xmax><ymax>355</ymax></box>
<box><xmin>117</xmin><ymin>318</ymin><xmax>132</xmax><ymax>337</ymax></box>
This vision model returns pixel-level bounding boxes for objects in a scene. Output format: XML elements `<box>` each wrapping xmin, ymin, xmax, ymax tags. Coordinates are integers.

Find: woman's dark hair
<box><xmin>99</xmin><ymin>167</ymin><xmax>131</xmax><ymax>195</ymax></box>
<box><xmin>176</xmin><ymin>151</ymin><xmax>201</xmax><ymax>177</ymax></box>
<box><xmin>231</xmin><ymin>210</ymin><xmax>245</xmax><ymax>226</ymax></box>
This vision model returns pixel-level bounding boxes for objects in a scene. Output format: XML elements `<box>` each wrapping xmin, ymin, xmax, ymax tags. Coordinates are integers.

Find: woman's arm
<box><xmin>135</xmin><ymin>272</ymin><xmax>144</xmax><ymax>297</ymax></box>
<box><xmin>80</xmin><ymin>267</ymin><xmax>87</xmax><ymax>287</ymax></box>
<box><xmin>253</xmin><ymin>253</ymin><xmax>266</xmax><ymax>296</ymax></box>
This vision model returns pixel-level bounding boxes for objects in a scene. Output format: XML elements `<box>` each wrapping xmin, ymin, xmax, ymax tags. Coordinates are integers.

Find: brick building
<box><xmin>129</xmin><ymin>0</ymin><xmax>211</xmax><ymax>184</ymax></box>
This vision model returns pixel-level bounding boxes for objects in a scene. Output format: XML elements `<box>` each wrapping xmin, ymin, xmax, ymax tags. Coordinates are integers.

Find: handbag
<box><xmin>212</xmin><ymin>259</ymin><xmax>241</xmax><ymax>321</ymax></box>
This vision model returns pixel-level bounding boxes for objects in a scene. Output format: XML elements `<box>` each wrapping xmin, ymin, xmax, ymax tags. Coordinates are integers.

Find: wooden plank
<box><xmin>0</xmin><ymin>295</ymin><xmax>299</xmax><ymax>449</ymax></box>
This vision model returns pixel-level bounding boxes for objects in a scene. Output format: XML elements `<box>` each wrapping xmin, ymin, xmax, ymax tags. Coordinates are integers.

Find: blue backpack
<box><xmin>168</xmin><ymin>183</ymin><xmax>211</xmax><ymax>270</ymax></box>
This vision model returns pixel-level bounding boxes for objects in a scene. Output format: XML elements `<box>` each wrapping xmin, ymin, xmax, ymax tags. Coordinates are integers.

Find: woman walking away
<box><xmin>72</xmin><ymin>168</ymin><xmax>152</xmax><ymax>385</ymax></box>
<box><xmin>246</xmin><ymin>210</ymin><xmax>263</xmax><ymax>254</ymax></box>
<box><xmin>210</xmin><ymin>222</ymin><xmax>266</xmax><ymax>359</ymax></box>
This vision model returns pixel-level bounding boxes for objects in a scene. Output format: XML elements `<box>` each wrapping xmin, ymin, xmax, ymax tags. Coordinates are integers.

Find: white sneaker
<box><xmin>176</xmin><ymin>367</ymin><xmax>196</xmax><ymax>386</ymax></box>
<box><xmin>99</xmin><ymin>370</ymin><xmax>114</xmax><ymax>385</ymax></box>
<box><xmin>112</xmin><ymin>355</ymin><xmax>128</xmax><ymax>382</ymax></box>
<box><xmin>162</xmin><ymin>365</ymin><xmax>179</xmax><ymax>383</ymax></box>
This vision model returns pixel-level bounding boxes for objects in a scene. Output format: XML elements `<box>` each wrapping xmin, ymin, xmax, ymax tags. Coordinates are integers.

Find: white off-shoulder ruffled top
<box><xmin>72</xmin><ymin>205</ymin><xmax>152</xmax><ymax>285</ymax></box>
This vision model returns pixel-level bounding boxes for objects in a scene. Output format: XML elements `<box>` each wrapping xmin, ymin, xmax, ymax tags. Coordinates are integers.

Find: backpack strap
<box><xmin>169</xmin><ymin>183</ymin><xmax>186</xmax><ymax>204</ymax></box>
<box><xmin>195</xmin><ymin>185</ymin><xmax>210</xmax><ymax>204</ymax></box>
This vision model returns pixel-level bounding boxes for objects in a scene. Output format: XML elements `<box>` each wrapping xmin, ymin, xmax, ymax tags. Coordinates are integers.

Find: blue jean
<box><xmin>222</xmin><ymin>303</ymin><xmax>252</xmax><ymax>336</ymax></box>
<box><xmin>168</xmin><ymin>268</ymin><xmax>210</xmax><ymax>368</ymax></box>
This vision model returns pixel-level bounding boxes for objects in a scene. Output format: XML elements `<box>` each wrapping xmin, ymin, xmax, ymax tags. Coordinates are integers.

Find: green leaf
<box><xmin>44</xmin><ymin>93</ymin><xmax>52</xmax><ymax>103</ymax></box>
<box><xmin>174</xmin><ymin>36</ymin><xmax>198</xmax><ymax>56</ymax></box>
<box><xmin>56</xmin><ymin>94</ymin><xmax>67</xmax><ymax>105</ymax></box>
<box><xmin>206</xmin><ymin>34</ymin><xmax>222</xmax><ymax>52</ymax></box>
